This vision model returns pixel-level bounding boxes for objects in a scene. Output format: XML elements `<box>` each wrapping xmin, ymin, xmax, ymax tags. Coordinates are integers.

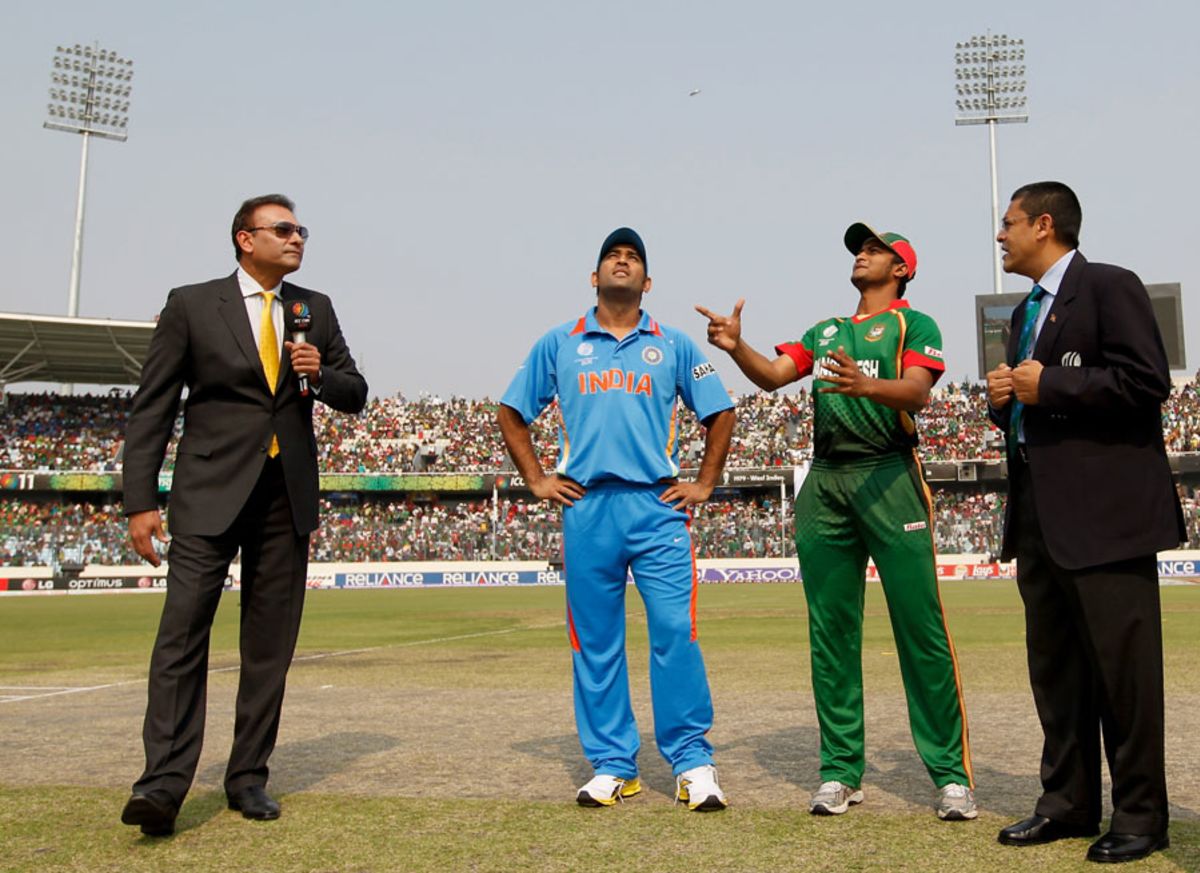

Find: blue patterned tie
<box><xmin>1008</xmin><ymin>284</ymin><xmax>1047</xmax><ymax>453</ymax></box>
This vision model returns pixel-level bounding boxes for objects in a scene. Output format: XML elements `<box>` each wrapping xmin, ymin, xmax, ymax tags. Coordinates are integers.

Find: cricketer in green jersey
<box><xmin>696</xmin><ymin>223</ymin><xmax>975</xmax><ymax>821</ymax></box>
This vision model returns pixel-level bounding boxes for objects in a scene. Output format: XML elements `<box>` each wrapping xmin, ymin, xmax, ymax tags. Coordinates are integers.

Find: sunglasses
<box><xmin>245</xmin><ymin>221</ymin><xmax>309</xmax><ymax>240</ymax></box>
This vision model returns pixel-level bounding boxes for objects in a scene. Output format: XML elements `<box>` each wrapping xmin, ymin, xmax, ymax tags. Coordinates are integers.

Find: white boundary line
<box><xmin>0</xmin><ymin>682</ymin><xmax>137</xmax><ymax>703</ymax></box>
<box><xmin>290</xmin><ymin>620</ymin><xmax>565</xmax><ymax>665</ymax></box>
<box><xmin>0</xmin><ymin>620</ymin><xmax>565</xmax><ymax>705</ymax></box>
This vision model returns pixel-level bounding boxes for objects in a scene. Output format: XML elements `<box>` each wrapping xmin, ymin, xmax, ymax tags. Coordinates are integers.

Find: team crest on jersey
<box><xmin>576</xmin><ymin>342</ymin><xmax>593</xmax><ymax>356</ymax></box>
<box><xmin>822</xmin><ymin>325</ymin><xmax>838</xmax><ymax>338</ymax></box>
<box><xmin>642</xmin><ymin>346</ymin><xmax>663</xmax><ymax>365</ymax></box>
<box><xmin>864</xmin><ymin>323</ymin><xmax>886</xmax><ymax>342</ymax></box>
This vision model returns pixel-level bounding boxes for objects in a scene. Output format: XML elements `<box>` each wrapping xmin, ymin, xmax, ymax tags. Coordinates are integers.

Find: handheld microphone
<box><xmin>285</xmin><ymin>301</ymin><xmax>314</xmax><ymax>396</ymax></box>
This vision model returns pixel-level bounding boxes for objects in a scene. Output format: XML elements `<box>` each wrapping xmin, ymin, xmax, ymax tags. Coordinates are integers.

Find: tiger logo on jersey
<box><xmin>864</xmin><ymin>323</ymin><xmax>886</xmax><ymax>342</ymax></box>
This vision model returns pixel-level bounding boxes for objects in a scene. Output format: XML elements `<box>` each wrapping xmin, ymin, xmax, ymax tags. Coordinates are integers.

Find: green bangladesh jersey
<box><xmin>775</xmin><ymin>300</ymin><xmax>945</xmax><ymax>460</ymax></box>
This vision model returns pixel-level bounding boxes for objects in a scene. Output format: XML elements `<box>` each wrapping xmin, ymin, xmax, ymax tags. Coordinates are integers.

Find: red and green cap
<box><xmin>844</xmin><ymin>222</ymin><xmax>917</xmax><ymax>281</ymax></box>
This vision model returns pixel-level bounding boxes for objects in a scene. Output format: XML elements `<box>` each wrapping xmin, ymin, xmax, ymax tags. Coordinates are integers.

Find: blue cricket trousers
<box><xmin>562</xmin><ymin>482</ymin><xmax>714</xmax><ymax>778</ymax></box>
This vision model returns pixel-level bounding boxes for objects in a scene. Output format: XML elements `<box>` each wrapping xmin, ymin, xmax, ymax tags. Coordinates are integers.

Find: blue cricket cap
<box><xmin>597</xmin><ymin>227</ymin><xmax>647</xmax><ymax>273</ymax></box>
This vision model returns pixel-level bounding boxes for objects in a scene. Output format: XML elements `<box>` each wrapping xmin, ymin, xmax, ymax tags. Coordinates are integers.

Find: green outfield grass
<box><xmin>3</xmin><ymin>787</ymin><xmax>1196</xmax><ymax>873</ymax></box>
<box><xmin>2</xmin><ymin>583</ymin><xmax>1196</xmax><ymax>693</ymax></box>
<box><xmin>1</xmin><ymin>582</ymin><xmax>1197</xmax><ymax>872</ymax></box>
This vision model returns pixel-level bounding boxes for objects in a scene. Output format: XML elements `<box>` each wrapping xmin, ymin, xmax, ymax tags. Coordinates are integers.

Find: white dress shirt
<box><xmin>237</xmin><ymin>267</ymin><xmax>284</xmax><ymax>357</ymax></box>
<box><xmin>1027</xmin><ymin>249</ymin><xmax>1077</xmax><ymax>349</ymax></box>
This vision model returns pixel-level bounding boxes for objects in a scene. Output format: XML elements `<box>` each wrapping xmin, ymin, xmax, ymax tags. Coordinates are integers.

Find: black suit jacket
<box><xmin>989</xmin><ymin>253</ymin><xmax>1184</xmax><ymax>569</ymax></box>
<box><xmin>123</xmin><ymin>273</ymin><xmax>367</xmax><ymax>536</ymax></box>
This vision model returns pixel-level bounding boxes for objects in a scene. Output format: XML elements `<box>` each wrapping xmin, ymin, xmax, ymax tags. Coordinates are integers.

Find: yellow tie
<box><xmin>259</xmin><ymin>291</ymin><xmax>280</xmax><ymax>457</ymax></box>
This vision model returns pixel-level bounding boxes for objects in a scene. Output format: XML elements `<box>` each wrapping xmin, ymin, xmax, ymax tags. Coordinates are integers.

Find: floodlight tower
<box><xmin>954</xmin><ymin>32</ymin><xmax>1027</xmax><ymax>294</ymax></box>
<box><xmin>43</xmin><ymin>42</ymin><xmax>134</xmax><ymax>317</ymax></box>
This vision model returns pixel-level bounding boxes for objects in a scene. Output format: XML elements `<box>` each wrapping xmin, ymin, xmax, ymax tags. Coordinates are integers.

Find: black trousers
<box><xmin>1012</xmin><ymin>463</ymin><xmax>1168</xmax><ymax>835</ymax></box>
<box><xmin>133</xmin><ymin>458</ymin><xmax>309</xmax><ymax>803</ymax></box>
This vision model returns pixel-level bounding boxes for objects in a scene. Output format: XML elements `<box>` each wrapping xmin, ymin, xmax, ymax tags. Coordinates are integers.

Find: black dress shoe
<box><xmin>227</xmin><ymin>785</ymin><xmax>281</xmax><ymax>820</ymax></box>
<box><xmin>121</xmin><ymin>790</ymin><xmax>178</xmax><ymax>836</ymax></box>
<box><xmin>1086</xmin><ymin>830</ymin><xmax>1169</xmax><ymax>863</ymax></box>
<box><xmin>998</xmin><ymin>814</ymin><xmax>1099</xmax><ymax>846</ymax></box>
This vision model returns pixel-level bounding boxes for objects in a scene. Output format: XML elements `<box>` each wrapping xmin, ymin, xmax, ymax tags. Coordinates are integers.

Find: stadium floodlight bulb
<box><xmin>42</xmin><ymin>40</ymin><xmax>135</xmax><ymax>324</ymax></box>
<box><xmin>44</xmin><ymin>42</ymin><xmax>133</xmax><ymax>141</ymax></box>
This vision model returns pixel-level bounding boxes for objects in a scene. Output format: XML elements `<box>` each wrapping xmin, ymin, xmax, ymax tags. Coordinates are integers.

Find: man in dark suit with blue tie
<box><xmin>119</xmin><ymin>194</ymin><xmax>368</xmax><ymax>836</ymax></box>
<box><xmin>986</xmin><ymin>181</ymin><xmax>1184</xmax><ymax>863</ymax></box>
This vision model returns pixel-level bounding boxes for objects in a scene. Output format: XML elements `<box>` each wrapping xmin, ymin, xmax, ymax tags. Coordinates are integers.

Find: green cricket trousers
<box><xmin>794</xmin><ymin>451</ymin><xmax>973</xmax><ymax>789</ymax></box>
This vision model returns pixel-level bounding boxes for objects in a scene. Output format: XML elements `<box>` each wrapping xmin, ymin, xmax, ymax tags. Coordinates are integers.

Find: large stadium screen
<box><xmin>975</xmin><ymin>282</ymin><xmax>1187</xmax><ymax>378</ymax></box>
<box><xmin>974</xmin><ymin>292</ymin><xmax>1026</xmax><ymax>378</ymax></box>
<box><xmin>1146</xmin><ymin>283</ymin><xmax>1186</xmax><ymax>371</ymax></box>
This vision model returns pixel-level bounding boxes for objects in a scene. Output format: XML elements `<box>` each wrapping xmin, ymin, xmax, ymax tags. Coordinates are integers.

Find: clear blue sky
<box><xmin>2</xmin><ymin>0</ymin><xmax>1197</xmax><ymax>398</ymax></box>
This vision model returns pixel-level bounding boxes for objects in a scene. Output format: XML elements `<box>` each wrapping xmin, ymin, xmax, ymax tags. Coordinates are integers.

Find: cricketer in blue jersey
<box><xmin>497</xmin><ymin>227</ymin><xmax>736</xmax><ymax>811</ymax></box>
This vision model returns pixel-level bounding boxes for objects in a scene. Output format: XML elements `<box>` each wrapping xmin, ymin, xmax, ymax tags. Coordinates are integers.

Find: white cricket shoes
<box><xmin>936</xmin><ymin>783</ymin><xmax>978</xmax><ymax>820</ymax></box>
<box><xmin>809</xmin><ymin>780</ymin><xmax>864</xmax><ymax>815</ymax></box>
<box><xmin>576</xmin><ymin>773</ymin><xmax>642</xmax><ymax>807</ymax></box>
<box><xmin>675</xmin><ymin>764</ymin><xmax>728</xmax><ymax>811</ymax></box>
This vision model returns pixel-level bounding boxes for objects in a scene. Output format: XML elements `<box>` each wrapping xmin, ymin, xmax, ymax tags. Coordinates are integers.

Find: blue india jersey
<box><xmin>501</xmin><ymin>308</ymin><xmax>733</xmax><ymax>487</ymax></box>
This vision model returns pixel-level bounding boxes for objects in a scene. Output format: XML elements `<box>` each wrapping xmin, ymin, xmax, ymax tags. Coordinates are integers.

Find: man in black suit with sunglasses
<box><xmin>120</xmin><ymin>194</ymin><xmax>367</xmax><ymax>836</ymax></box>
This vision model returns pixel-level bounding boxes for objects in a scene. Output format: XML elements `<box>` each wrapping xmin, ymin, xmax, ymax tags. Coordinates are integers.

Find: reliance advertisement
<box><xmin>6</xmin><ymin>558</ymin><xmax>1200</xmax><ymax>595</ymax></box>
<box><xmin>331</xmin><ymin>569</ymin><xmax>562</xmax><ymax>588</ymax></box>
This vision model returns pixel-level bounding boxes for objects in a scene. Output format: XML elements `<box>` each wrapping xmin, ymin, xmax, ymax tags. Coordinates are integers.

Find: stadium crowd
<box><xmin>2</xmin><ymin>498</ymin><xmax>135</xmax><ymax>566</ymax></box>
<box><xmin>0</xmin><ymin>391</ymin><xmax>130</xmax><ymax>472</ymax></box>
<box><xmin>5</xmin><ymin>380</ymin><xmax>1200</xmax><ymax>472</ymax></box>
<box><xmin>3</xmin><ymin>382</ymin><xmax>1200</xmax><ymax>568</ymax></box>
<box><xmin>305</xmin><ymin>392</ymin><xmax>811</xmax><ymax>473</ymax></box>
<box><xmin>9</xmin><ymin>489</ymin><xmax>1200</xmax><ymax>568</ymax></box>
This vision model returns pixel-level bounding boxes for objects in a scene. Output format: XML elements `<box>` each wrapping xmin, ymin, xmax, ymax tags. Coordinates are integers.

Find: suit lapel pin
<box><xmin>1049</xmin><ymin>314</ymin><xmax>1057</xmax><ymax>322</ymax></box>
